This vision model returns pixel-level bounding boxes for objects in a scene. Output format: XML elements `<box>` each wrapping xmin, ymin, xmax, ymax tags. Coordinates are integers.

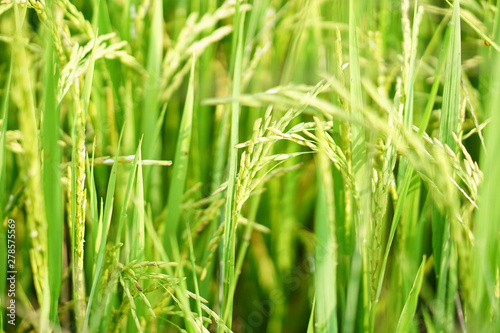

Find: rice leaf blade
<box><xmin>396</xmin><ymin>257</ymin><xmax>426</xmax><ymax>333</ymax></box>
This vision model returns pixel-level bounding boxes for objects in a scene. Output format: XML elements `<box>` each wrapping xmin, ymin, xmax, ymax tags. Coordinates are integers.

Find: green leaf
<box><xmin>163</xmin><ymin>56</ymin><xmax>195</xmax><ymax>246</ymax></box>
<box><xmin>0</xmin><ymin>58</ymin><xmax>12</xmax><ymax>332</ymax></box>
<box><xmin>396</xmin><ymin>257</ymin><xmax>426</xmax><ymax>333</ymax></box>
<box><xmin>220</xmin><ymin>1</ymin><xmax>247</xmax><ymax>329</ymax></box>
<box><xmin>85</xmin><ymin>126</ymin><xmax>126</xmax><ymax>331</ymax></box>
<box><xmin>314</xmin><ymin>118</ymin><xmax>338</xmax><ymax>333</ymax></box>
<box><xmin>42</xmin><ymin>21</ymin><xmax>63</xmax><ymax>326</ymax></box>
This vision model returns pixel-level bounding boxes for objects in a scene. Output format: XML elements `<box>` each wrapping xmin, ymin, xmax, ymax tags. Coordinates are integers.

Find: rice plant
<box><xmin>0</xmin><ymin>0</ymin><xmax>499</xmax><ymax>332</ymax></box>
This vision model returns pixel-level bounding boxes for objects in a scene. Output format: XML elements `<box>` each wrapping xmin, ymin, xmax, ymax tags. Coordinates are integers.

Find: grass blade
<box><xmin>142</xmin><ymin>0</ymin><xmax>164</xmax><ymax>212</ymax></box>
<box><xmin>41</xmin><ymin>17</ymin><xmax>63</xmax><ymax>326</ymax></box>
<box><xmin>396</xmin><ymin>257</ymin><xmax>426</xmax><ymax>333</ymax></box>
<box><xmin>0</xmin><ymin>59</ymin><xmax>12</xmax><ymax>332</ymax></box>
<box><xmin>307</xmin><ymin>295</ymin><xmax>317</xmax><ymax>333</ymax></box>
<box><xmin>220</xmin><ymin>1</ymin><xmax>246</xmax><ymax>329</ymax></box>
<box><xmin>345</xmin><ymin>1</ymin><xmax>370</xmax><ymax>331</ymax></box>
<box><xmin>72</xmin><ymin>32</ymin><xmax>98</xmax><ymax>332</ymax></box>
<box><xmin>314</xmin><ymin>118</ymin><xmax>338</xmax><ymax>333</ymax></box>
<box><xmin>85</xmin><ymin>126</ymin><xmax>125</xmax><ymax>331</ymax></box>
<box><xmin>471</xmin><ymin>0</ymin><xmax>500</xmax><ymax>328</ymax></box>
<box><xmin>163</xmin><ymin>56</ymin><xmax>195</xmax><ymax>248</ymax></box>
<box><xmin>132</xmin><ymin>141</ymin><xmax>145</xmax><ymax>260</ymax></box>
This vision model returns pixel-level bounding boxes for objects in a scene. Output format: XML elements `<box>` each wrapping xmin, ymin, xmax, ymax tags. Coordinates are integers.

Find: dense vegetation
<box><xmin>1</xmin><ymin>0</ymin><xmax>500</xmax><ymax>332</ymax></box>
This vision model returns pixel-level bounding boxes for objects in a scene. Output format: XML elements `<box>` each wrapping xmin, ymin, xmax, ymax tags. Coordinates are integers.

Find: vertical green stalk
<box><xmin>163</xmin><ymin>57</ymin><xmax>195</xmax><ymax>251</ymax></box>
<box><xmin>307</xmin><ymin>296</ymin><xmax>317</xmax><ymax>333</ymax></box>
<box><xmin>142</xmin><ymin>0</ymin><xmax>163</xmax><ymax>213</ymax></box>
<box><xmin>12</xmin><ymin>3</ymin><xmax>50</xmax><ymax>330</ymax></box>
<box><xmin>345</xmin><ymin>0</ymin><xmax>370</xmax><ymax>332</ymax></box>
<box><xmin>114</xmin><ymin>144</ymin><xmax>140</xmax><ymax>249</ymax></box>
<box><xmin>220</xmin><ymin>0</ymin><xmax>246</xmax><ymax>329</ymax></box>
<box><xmin>395</xmin><ymin>257</ymin><xmax>426</xmax><ymax>333</ymax></box>
<box><xmin>472</xmin><ymin>0</ymin><xmax>500</xmax><ymax>329</ymax></box>
<box><xmin>85</xmin><ymin>127</ymin><xmax>125</xmax><ymax>331</ymax></box>
<box><xmin>314</xmin><ymin>118</ymin><xmax>338</xmax><ymax>333</ymax></box>
<box><xmin>201</xmin><ymin>99</ymin><xmax>230</xmax><ymax>299</ymax></box>
<box><xmin>42</xmin><ymin>8</ymin><xmax>63</xmax><ymax>325</ymax></box>
<box><xmin>87</xmin><ymin>139</ymin><xmax>98</xmax><ymax>279</ymax></box>
<box><xmin>334</xmin><ymin>26</ymin><xmax>352</xmax><ymax>324</ymax></box>
<box><xmin>72</xmin><ymin>35</ymin><xmax>97</xmax><ymax>332</ymax></box>
<box><xmin>438</xmin><ymin>0</ymin><xmax>461</xmax><ymax>153</ymax></box>
<box><xmin>378</xmin><ymin>1</ymin><xmax>422</xmax><ymax>329</ymax></box>
<box><xmin>194</xmin><ymin>0</ymin><xmax>218</xmax><ymax>190</ymax></box>
<box><xmin>132</xmin><ymin>143</ymin><xmax>145</xmax><ymax>260</ymax></box>
<box><xmin>372</xmin><ymin>6</ymin><xmax>451</xmax><ymax>330</ymax></box>
<box><xmin>186</xmin><ymin>221</ymin><xmax>203</xmax><ymax>329</ymax></box>
<box><xmin>274</xmin><ymin>8</ymin><xmax>311</xmax><ymax>331</ymax></box>
<box><xmin>0</xmin><ymin>60</ymin><xmax>12</xmax><ymax>332</ymax></box>
<box><xmin>433</xmin><ymin>1</ymin><xmax>461</xmax><ymax>331</ymax></box>
<box><xmin>160</xmin><ymin>56</ymin><xmax>196</xmax><ymax>332</ymax></box>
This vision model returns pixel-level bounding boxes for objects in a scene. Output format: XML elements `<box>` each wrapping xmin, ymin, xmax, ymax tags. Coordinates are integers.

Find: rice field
<box><xmin>0</xmin><ymin>0</ymin><xmax>499</xmax><ymax>332</ymax></box>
